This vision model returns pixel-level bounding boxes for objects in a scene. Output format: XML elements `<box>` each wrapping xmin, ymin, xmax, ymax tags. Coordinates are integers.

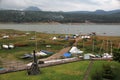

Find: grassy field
<box><xmin>0</xmin><ymin>61</ymin><xmax>89</xmax><ymax>80</ymax></box>
<box><xmin>89</xmin><ymin>61</ymin><xmax>120</xmax><ymax>80</ymax></box>
<box><xmin>0</xmin><ymin>29</ymin><xmax>71</xmax><ymax>62</ymax></box>
<box><xmin>77</xmin><ymin>35</ymin><xmax>120</xmax><ymax>53</ymax></box>
<box><xmin>0</xmin><ymin>29</ymin><xmax>120</xmax><ymax>80</ymax></box>
<box><xmin>0</xmin><ymin>61</ymin><xmax>120</xmax><ymax>80</ymax></box>
<box><xmin>0</xmin><ymin>29</ymin><xmax>120</xmax><ymax>66</ymax></box>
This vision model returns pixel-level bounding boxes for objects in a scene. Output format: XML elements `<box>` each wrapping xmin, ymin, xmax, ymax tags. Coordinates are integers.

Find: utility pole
<box><xmin>106</xmin><ymin>39</ymin><xmax>109</xmax><ymax>53</ymax></box>
<box><xmin>99</xmin><ymin>40</ymin><xmax>104</xmax><ymax>54</ymax></box>
<box><xmin>110</xmin><ymin>40</ymin><xmax>113</xmax><ymax>55</ymax></box>
<box><xmin>92</xmin><ymin>35</ymin><xmax>95</xmax><ymax>54</ymax></box>
<box><xmin>35</xmin><ymin>31</ymin><xmax>37</xmax><ymax>51</ymax></box>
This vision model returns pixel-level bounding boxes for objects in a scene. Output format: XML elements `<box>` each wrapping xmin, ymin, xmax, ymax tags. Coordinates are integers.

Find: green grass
<box><xmin>0</xmin><ymin>61</ymin><xmax>90</xmax><ymax>80</ymax></box>
<box><xmin>0</xmin><ymin>61</ymin><xmax>120</xmax><ymax>80</ymax></box>
<box><xmin>0</xmin><ymin>29</ymin><xmax>120</xmax><ymax>80</ymax></box>
<box><xmin>88</xmin><ymin>61</ymin><xmax>120</xmax><ymax>80</ymax></box>
<box><xmin>0</xmin><ymin>29</ymin><xmax>70</xmax><ymax>62</ymax></box>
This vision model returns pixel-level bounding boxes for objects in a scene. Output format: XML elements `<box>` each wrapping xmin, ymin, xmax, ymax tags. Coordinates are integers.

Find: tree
<box><xmin>91</xmin><ymin>70</ymin><xmax>103</xmax><ymax>80</ymax></box>
<box><xmin>102</xmin><ymin>64</ymin><xmax>115</xmax><ymax>80</ymax></box>
<box><xmin>113</xmin><ymin>49</ymin><xmax>120</xmax><ymax>62</ymax></box>
<box><xmin>91</xmin><ymin>64</ymin><xmax>115</xmax><ymax>80</ymax></box>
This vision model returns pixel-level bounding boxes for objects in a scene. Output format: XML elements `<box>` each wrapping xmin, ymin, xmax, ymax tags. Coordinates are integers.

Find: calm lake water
<box><xmin>0</xmin><ymin>23</ymin><xmax>120</xmax><ymax>36</ymax></box>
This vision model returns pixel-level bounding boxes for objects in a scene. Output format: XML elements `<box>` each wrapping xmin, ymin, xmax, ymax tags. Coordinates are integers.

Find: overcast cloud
<box><xmin>0</xmin><ymin>0</ymin><xmax>120</xmax><ymax>11</ymax></box>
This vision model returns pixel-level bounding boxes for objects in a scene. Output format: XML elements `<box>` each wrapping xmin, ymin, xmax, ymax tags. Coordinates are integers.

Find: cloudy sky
<box><xmin>0</xmin><ymin>0</ymin><xmax>120</xmax><ymax>11</ymax></box>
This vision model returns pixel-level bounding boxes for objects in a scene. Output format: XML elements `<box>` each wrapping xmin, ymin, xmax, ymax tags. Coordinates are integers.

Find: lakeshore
<box><xmin>0</xmin><ymin>22</ymin><xmax>120</xmax><ymax>25</ymax></box>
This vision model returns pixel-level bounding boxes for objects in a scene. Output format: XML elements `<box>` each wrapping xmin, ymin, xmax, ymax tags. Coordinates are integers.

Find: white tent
<box><xmin>84</xmin><ymin>53</ymin><xmax>95</xmax><ymax>59</ymax></box>
<box><xmin>52</xmin><ymin>37</ymin><xmax>57</xmax><ymax>40</ymax></box>
<box><xmin>102</xmin><ymin>53</ymin><xmax>112</xmax><ymax>58</ymax></box>
<box><xmin>81</xmin><ymin>35</ymin><xmax>90</xmax><ymax>39</ymax></box>
<box><xmin>2</xmin><ymin>35</ymin><xmax>9</xmax><ymax>39</ymax></box>
<box><xmin>69</xmin><ymin>46</ymin><xmax>83</xmax><ymax>54</ymax></box>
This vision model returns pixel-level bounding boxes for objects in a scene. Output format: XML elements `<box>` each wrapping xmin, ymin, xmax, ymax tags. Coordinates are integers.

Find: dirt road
<box><xmin>40</xmin><ymin>37</ymin><xmax>81</xmax><ymax>61</ymax></box>
<box><xmin>41</xmin><ymin>47</ymin><xmax>71</xmax><ymax>61</ymax></box>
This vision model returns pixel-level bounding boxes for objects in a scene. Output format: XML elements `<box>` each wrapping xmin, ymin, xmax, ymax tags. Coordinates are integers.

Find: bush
<box><xmin>91</xmin><ymin>64</ymin><xmax>115</xmax><ymax>80</ymax></box>
<box><xmin>113</xmin><ymin>49</ymin><xmax>120</xmax><ymax>62</ymax></box>
<box><xmin>102</xmin><ymin>64</ymin><xmax>115</xmax><ymax>80</ymax></box>
<box><xmin>91</xmin><ymin>70</ymin><xmax>103</xmax><ymax>80</ymax></box>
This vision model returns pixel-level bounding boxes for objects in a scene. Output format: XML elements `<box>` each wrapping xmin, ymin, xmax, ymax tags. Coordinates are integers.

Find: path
<box><xmin>40</xmin><ymin>37</ymin><xmax>81</xmax><ymax>61</ymax></box>
<box><xmin>40</xmin><ymin>47</ymin><xmax>71</xmax><ymax>61</ymax></box>
<box><xmin>73</xmin><ymin>37</ymin><xmax>81</xmax><ymax>46</ymax></box>
<box><xmin>83</xmin><ymin>60</ymin><xmax>94</xmax><ymax>80</ymax></box>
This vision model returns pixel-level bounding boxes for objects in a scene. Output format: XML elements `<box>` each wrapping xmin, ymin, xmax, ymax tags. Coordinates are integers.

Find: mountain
<box><xmin>24</xmin><ymin>6</ymin><xmax>41</xmax><ymax>11</ymax></box>
<box><xmin>94</xmin><ymin>9</ymin><xmax>120</xmax><ymax>14</ymax></box>
<box><xmin>66</xmin><ymin>11</ymin><xmax>90</xmax><ymax>14</ymax></box>
<box><xmin>0</xmin><ymin>9</ymin><xmax>120</xmax><ymax>23</ymax></box>
<box><xmin>93</xmin><ymin>10</ymin><xmax>107</xmax><ymax>14</ymax></box>
<box><xmin>108</xmin><ymin>9</ymin><xmax>120</xmax><ymax>14</ymax></box>
<box><xmin>67</xmin><ymin>9</ymin><xmax>120</xmax><ymax>15</ymax></box>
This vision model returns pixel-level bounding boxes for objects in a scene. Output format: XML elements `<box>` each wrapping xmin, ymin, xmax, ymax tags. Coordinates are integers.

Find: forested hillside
<box><xmin>0</xmin><ymin>10</ymin><xmax>120</xmax><ymax>23</ymax></box>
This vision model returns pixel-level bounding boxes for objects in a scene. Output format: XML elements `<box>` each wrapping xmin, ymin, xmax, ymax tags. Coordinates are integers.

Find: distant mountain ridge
<box><xmin>67</xmin><ymin>9</ymin><xmax>120</xmax><ymax>15</ymax></box>
<box><xmin>0</xmin><ymin>8</ymin><xmax>120</xmax><ymax>23</ymax></box>
<box><xmin>0</xmin><ymin>6</ymin><xmax>120</xmax><ymax>14</ymax></box>
<box><xmin>24</xmin><ymin>6</ymin><xmax>41</xmax><ymax>11</ymax></box>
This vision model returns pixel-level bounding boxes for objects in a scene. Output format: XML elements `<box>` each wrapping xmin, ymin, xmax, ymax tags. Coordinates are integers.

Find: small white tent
<box><xmin>2</xmin><ymin>35</ymin><xmax>9</xmax><ymax>39</ymax></box>
<box><xmin>81</xmin><ymin>35</ymin><xmax>90</xmax><ymax>39</ymax></box>
<box><xmin>69</xmin><ymin>46</ymin><xmax>83</xmax><ymax>54</ymax></box>
<box><xmin>84</xmin><ymin>53</ymin><xmax>95</xmax><ymax>59</ymax></box>
<box><xmin>52</xmin><ymin>37</ymin><xmax>57</xmax><ymax>40</ymax></box>
<box><xmin>102</xmin><ymin>53</ymin><xmax>112</xmax><ymax>58</ymax></box>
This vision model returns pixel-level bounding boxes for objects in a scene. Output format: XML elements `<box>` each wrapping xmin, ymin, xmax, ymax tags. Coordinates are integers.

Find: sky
<box><xmin>0</xmin><ymin>0</ymin><xmax>120</xmax><ymax>11</ymax></box>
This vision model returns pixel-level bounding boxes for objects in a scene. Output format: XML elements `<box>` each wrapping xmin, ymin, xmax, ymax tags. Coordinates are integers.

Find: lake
<box><xmin>0</xmin><ymin>23</ymin><xmax>120</xmax><ymax>36</ymax></box>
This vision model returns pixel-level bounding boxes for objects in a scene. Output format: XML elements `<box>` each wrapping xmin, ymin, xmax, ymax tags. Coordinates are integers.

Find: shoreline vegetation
<box><xmin>0</xmin><ymin>22</ymin><xmax>120</xmax><ymax>25</ymax></box>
